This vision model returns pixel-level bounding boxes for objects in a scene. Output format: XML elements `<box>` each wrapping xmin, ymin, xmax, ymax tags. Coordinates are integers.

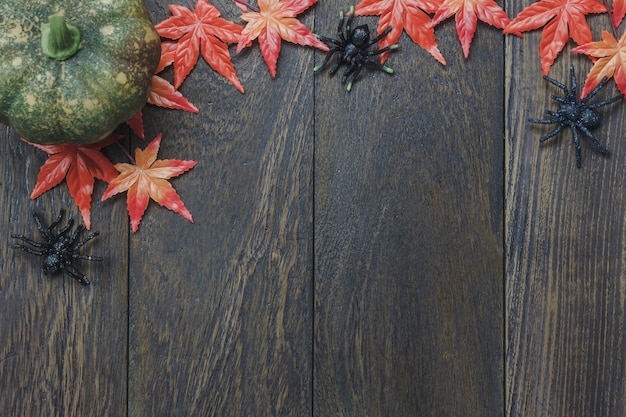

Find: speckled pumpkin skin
<box><xmin>0</xmin><ymin>0</ymin><xmax>160</xmax><ymax>144</ymax></box>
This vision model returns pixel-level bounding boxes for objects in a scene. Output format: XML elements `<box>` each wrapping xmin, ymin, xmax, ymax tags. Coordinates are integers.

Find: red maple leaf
<box><xmin>126</xmin><ymin>112</ymin><xmax>145</xmax><ymax>139</ymax></box>
<box><xmin>503</xmin><ymin>0</ymin><xmax>607</xmax><ymax>75</ymax></box>
<box><xmin>429</xmin><ymin>0</ymin><xmax>512</xmax><ymax>58</ymax></box>
<box><xmin>24</xmin><ymin>135</ymin><xmax>122</xmax><ymax>230</ymax></box>
<box><xmin>572</xmin><ymin>30</ymin><xmax>626</xmax><ymax>98</ymax></box>
<box><xmin>612</xmin><ymin>0</ymin><xmax>626</xmax><ymax>27</ymax></box>
<box><xmin>157</xmin><ymin>41</ymin><xmax>178</xmax><ymax>73</ymax></box>
<box><xmin>101</xmin><ymin>134</ymin><xmax>197</xmax><ymax>233</ymax></box>
<box><xmin>355</xmin><ymin>0</ymin><xmax>446</xmax><ymax>65</ymax></box>
<box><xmin>236</xmin><ymin>0</ymin><xmax>329</xmax><ymax>78</ymax></box>
<box><xmin>155</xmin><ymin>0</ymin><xmax>244</xmax><ymax>92</ymax></box>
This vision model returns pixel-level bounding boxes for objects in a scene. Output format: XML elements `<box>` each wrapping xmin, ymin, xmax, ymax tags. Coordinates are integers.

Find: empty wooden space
<box><xmin>0</xmin><ymin>0</ymin><xmax>624</xmax><ymax>416</ymax></box>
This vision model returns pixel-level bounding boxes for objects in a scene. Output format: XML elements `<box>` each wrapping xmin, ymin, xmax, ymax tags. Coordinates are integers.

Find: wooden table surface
<box><xmin>2</xmin><ymin>0</ymin><xmax>625</xmax><ymax>416</ymax></box>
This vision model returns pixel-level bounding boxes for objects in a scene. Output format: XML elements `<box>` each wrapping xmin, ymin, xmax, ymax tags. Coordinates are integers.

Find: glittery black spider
<box><xmin>11</xmin><ymin>210</ymin><xmax>102</xmax><ymax>285</ymax></box>
<box><xmin>314</xmin><ymin>6</ymin><xmax>398</xmax><ymax>91</ymax></box>
<box><xmin>529</xmin><ymin>64</ymin><xmax>623</xmax><ymax>168</ymax></box>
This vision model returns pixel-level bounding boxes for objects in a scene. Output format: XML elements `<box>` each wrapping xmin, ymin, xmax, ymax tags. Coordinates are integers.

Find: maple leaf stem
<box><xmin>601</xmin><ymin>0</ymin><xmax>619</xmax><ymax>37</ymax></box>
<box><xmin>233</xmin><ymin>0</ymin><xmax>260</xmax><ymax>12</ymax></box>
<box><xmin>115</xmin><ymin>140</ymin><xmax>136</xmax><ymax>165</ymax></box>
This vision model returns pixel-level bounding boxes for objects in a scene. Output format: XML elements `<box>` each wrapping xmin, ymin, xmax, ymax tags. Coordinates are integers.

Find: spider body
<box><xmin>11</xmin><ymin>210</ymin><xmax>102</xmax><ymax>285</ymax></box>
<box><xmin>529</xmin><ymin>64</ymin><xmax>623</xmax><ymax>168</ymax></box>
<box><xmin>314</xmin><ymin>6</ymin><xmax>398</xmax><ymax>91</ymax></box>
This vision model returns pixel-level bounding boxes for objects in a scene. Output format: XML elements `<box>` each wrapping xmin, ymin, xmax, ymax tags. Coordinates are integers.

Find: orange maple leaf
<box><xmin>147</xmin><ymin>42</ymin><xmax>199</xmax><ymax>113</ymax></box>
<box><xmin>149</xmin><ymin>76</ymin><xmax>200</xmax><ymax>113</ymax></box>
<box><xmin>126</xmin><ymin>44</ymin><xmax>198</xmax><ymax>141</ymax></box>
<box><xmin>23</xmin><ymin>135</ymin><xmax>122</xmax><ymax>230</ymax></box>
<box><xmin>236</xmin><ymin>0</ymin><xmax>329</xmax><ymax>77</ymax></box>
<box><xmin>355</xmin><ymin>0</ymin><xmax>446</xmax><ymax>65</ymax></box>
<box><xmin>155</xmin><ymin>0</ymin><xmax>244</xmax><ymax>92</ymax></box>
<box><xmin>101</xmin><ymin>134</ymin><xmax>197</xmax><ymax>233</ymax></box>
<box><xmin>572</xmin><ymin>30</ymin><xmax>626</xmax><ymax>98</ymax></box>
<box><xmin>503</xmin><ymin>0</ymin><xmax>607</xmax><ymax>75</ymax></box>
<box><xmin>429</xmin><ymin>0</ymin><xmax>511</xmax><ymax>58</ymax></box>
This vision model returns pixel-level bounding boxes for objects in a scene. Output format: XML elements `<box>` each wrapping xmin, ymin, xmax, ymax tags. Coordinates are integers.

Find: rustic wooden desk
<box><xmin>1</xmin><ymin>0</ymin><xmax>625</xmax><ymax>416</ymax></box>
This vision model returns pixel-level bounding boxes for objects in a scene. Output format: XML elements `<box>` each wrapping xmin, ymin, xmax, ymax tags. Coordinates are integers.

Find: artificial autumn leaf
<box><xmin>24</xmin><ymin>135</ymin><xmax>122</xmax><ymax>230</ymax></box>
<box><xmin>612</xmin><ymin>0</ymin><xmax>626</xmax><ymax>28</ymax></box>
<box><xmin>157</xmin><ymin>41</ymin><xmax>178</xmax><ymax>73</ymax></box>
<box><xmin>101</xmin><ymin>134</ymin><xmax>197</xmax><ymax>233</ymax></box>
<box><xmin>236</xmin><ymin>0</ymin><xmax>329</xmax><ymax>78</ymax></box>
<box><xmin>147</xmin><ymin>41</ymin><xmax>199</xmax><ymax>113</ymax></box>
<box><xmin>126</xmin><ymin>112</ymin><xmax>145</xmax><ymax>139</ymax></box>
<box><xmin>155</xmin><ymin>0</ymin><xmax>244</xmax><ymax>92</ymax></box>
<box><xmin>503</xmin><ymin>0</ymin><xmax>607</xmax><ymax>75</ymax></box>
<box><xmin>149</xmin><ymin>76</ymin><xmax>200</xmax><ymax>113</ymax></box>
<box><xmin>429</xmin><ymin>0</ymin><xmax>511</xmax><ymax>58</ymax></box>
<box><xmin>355</xmin><ymin>0</ymin><xmax>446</xmax><ymax>65</ymax></box>
<box><xmin>572</xmin><ymin>30</ymin><xmax>626</xmax><ymax>98</ymax></box>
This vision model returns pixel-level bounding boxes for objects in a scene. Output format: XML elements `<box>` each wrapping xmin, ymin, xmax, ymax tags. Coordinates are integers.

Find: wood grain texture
<box><xmin>0</xmin><ymin>128</ymin><xmax>130</xmax><ymax>413</ymax></box>
<box><xmin>313</xmin><ymin>3</ymin><xmax>504</xmax><ymax>416</ymax></box>
<box><xmin>505</xmin><ymin>9</ymin><xmax>626</xmax><ymax>417</ymax></box>
<box><xmin>127</xmin><ymin>1</ymin><xmax>314</xmax><ymax>416</ymax></box>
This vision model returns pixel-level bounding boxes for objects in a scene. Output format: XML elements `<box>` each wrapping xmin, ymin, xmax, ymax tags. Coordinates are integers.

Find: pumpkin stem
<box><xmin>41</xmin><ymin>15</ymin><xmax>82</xmax><ymax>61</ymax></box>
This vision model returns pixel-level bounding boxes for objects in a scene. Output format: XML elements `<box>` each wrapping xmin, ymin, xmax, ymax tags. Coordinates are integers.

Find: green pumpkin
<box><xmin>0</xmin><ymin>0</ymin><xmax>161</xmax><ymax>144</ymax></box>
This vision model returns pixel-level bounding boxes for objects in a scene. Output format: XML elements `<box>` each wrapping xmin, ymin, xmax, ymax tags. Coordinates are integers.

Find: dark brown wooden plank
<box><xmin>127</xmin><ymin>1</ymin><xmax>314</xmax><ymax>415</ymax></box>
<box><xmin>505</xmin><ymin>10</ymin><xmax>626</xmax><ymax>417</ymax></box>
<box><xmin>313</xmin><ymin>4</ymin><xmax>504</xmax><ymax>416</ymax></box>
<box><xmin>0</xmin><ymin>124</ymin><xmax>129</xmax><ymax>413</ymax></box>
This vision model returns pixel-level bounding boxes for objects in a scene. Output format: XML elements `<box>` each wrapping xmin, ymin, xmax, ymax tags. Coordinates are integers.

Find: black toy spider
<box><xmin>529</xmin><ymin>64</ymin><xmax>623</xmax><ymax>168</ymax></box>
<box><xmin>11</xmin><ymin>210</ymin><xmax>102</xmax><ymax>285</ymax></box>
<box><xmin>314</xmin><ymin>6</ymin><xmax>398</xmax><ymax>91</ymax></box>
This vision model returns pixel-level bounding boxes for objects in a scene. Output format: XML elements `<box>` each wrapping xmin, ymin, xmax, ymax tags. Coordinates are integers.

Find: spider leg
<box><xmin>545</xmin><ymin>110</ymin><xmax>561</xmax><ymax>118</ymax></box>
<box><xmin>328</xmin><ymin>62</ymin><xmax>341</xmax><ymax>76</ymax></box>
<box><xmin>551</xmin><ymin>95</ymin><xmax>569</xmax><ymax>105</ymax></box>
<box><xmin>73</xmin><ymin>254</ymin><xmax>104</xmax><ymax>262</ymax></box>
<box><xmin>570</xmin><ymin>126</ymin><xmax>583</xmax><ymax>168</ymax></box>
<box><xmin>63</xmin><ymin>264</ymin><xmax>91</xmax><ymax>286</ymax></box>
<box><xmin>314</xmin><ymin>48</ymin><xmax>340</xmax><ymax>72</ymax></box>
<box><xmin>11</xmin><ymin>242</ymin><xmax>47</xmax><ymax>256</ymax></box>
<box><xmin>328</xmin><ymin>57</ymin><xmax>344</xmax><ymax>76</ymax></box>
<box><xmin>344</xmin><ymin>7</ymin><xmax>355</xmax><ymax>39</ymax></box>
<box><xmin>66</xmin><ymin>224</ymin><xmax>85</xmax><ymax>247</ymax></box>
<box><xmin>73</xmin><ymin>231</ymin><xmax>100</xmax><ymax>252</ymax></box>
<box><xmin>336</xmin><ymin>10</ymin><xmax>347</xmax><ymax>42</ymax></box>
<box><xmin>57</xmin><ymin>218</ymin><xmax>75</xmax><ymax>237</ymax></box>
<box><xmin>365</xmin><ymin>44</ymin><xmax>399</xmax><ymax>57</ymax></box>
<box><xmin>364</xmin><ymin>59</ymin><xmax>394</xmax><ymax>74</ymax></box>
<box><xmin>31</xmin><ymin>210</ymin><xmax>56</xmax><ymax>242</ymax></box>
<box><xmin>47</xmin><ymin>210</ymin><xmax>65</xmax><ymax>231</ymax></box>
<box><xmin>66</xmin><ymin>227</ymin><xmax>102</xmax><ymax>261</ymax></box>
<box><xmin>538</xmin><ymin>124</ymin><xmax>564</xmax><ymax>142</ymax></box>
<box><xmin>341</xmin><ymin>61</ymin><xmax>358</xmax><ymax>83</ymax></box>
<box><xmin>578</xmin><ymin>124</ymin><xmax>610</xmax><ymax>155</ymax></box>
<box><xmin>11</xmin><ymin>234</ymin><xmax>47</xmax><ymax>248</ymax></box>
<box><xmin>365</xmin><ymin>25</ymin><xmax>393</xmax><ymax>48</ymax></box>
<box><xmin>343</xmin><ymin>62</ymin><xmax>363</xmax><ymax>92</ymax></box>
<box><xmin>543</xmin><ymin>74</ymin><xmax>568</xmax><ymax>94</ymax></box>
<box><xmin>580</xmin><ymin>77</ymin><xmax>609</xmax><ymax>104</ymax></box>
<box><xmin>569</xmin><ymin>64</ymin><xmax>577</xmax><ymax>98</ymax></box>
<box><xmin>314</xmin><ymin>34</ymin><xmax>342</xmax><ymax>46</ymax></box>
<box><xmin>588</xmin><ymin>94</ymin><xmax>624</xmax><ymax>110</ymax></box>
<box><xmin>528</xmin><ymin>117</ymin><xmax>561</xmax><ymax>125</ymax></box>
